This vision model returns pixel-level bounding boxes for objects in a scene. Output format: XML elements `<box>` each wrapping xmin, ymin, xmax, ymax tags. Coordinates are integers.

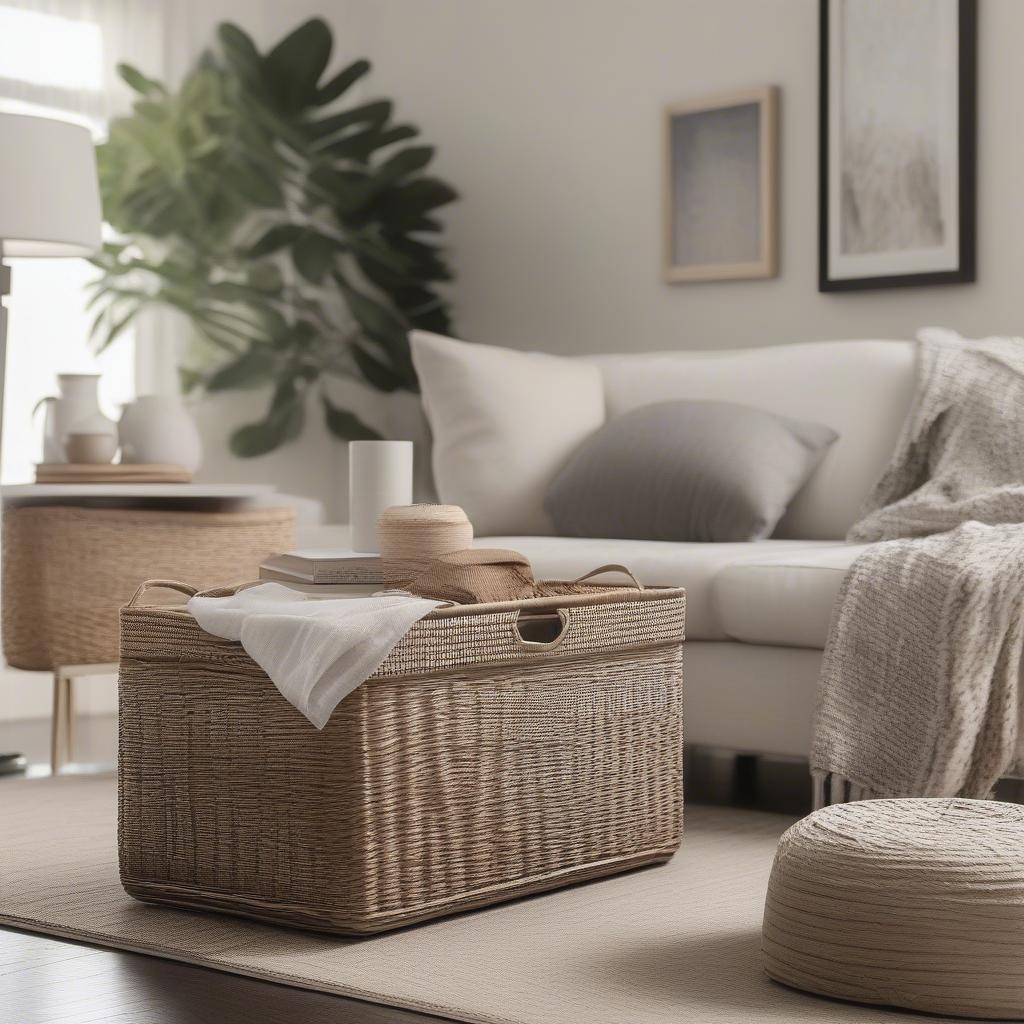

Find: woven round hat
<box><xmin>763</xmin><ymin>798</ymin><xmax>1024</xmax><ymax>1019</ymax></box>
<box><xmin>404</xmin><ymin>548</ymin><xmax>537</xmax><ymax>604</ymax></box>
<box><xmin>377</xmin><ymin>504</ymin><xmax>473</xmax><ymax>584</ymax></box>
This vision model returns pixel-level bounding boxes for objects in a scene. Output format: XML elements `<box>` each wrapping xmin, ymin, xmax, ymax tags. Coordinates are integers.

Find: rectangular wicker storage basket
<box><xmin>118</xmin><ymin>580</ymin><xmax>685</xmax><ymax>935</ymax></box>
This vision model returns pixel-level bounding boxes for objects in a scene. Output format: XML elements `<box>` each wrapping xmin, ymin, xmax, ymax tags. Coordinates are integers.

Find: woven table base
<box><xmin>2</xmin><ymin>504</ymin><xmax>294</xmax><ymax>669</ymax></box>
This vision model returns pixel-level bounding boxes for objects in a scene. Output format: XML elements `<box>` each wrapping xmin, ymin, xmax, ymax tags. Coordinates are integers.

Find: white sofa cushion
<box><xmin>410</xmin><ymin>331</ymin><xmax>605</xmax><ymax>535</ymax></box>
<box><xmin>478</xmin><ymin>534</ymin><xmax>847</xmax><ymax>642</ymax></box>
<box><xmin>590</xmin><ymin>341</ymin><xmax>916</xmax><ymax>540</ymax></box>
<box><xmin>712</xmin><ymin>544</ymin><xmax>868</xmax><ymax>649</ymax></box>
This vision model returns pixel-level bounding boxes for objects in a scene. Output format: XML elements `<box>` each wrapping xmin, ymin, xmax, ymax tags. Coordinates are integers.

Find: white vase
<box><xmin>348</xmin><ymin>440</ymin><xmax>414</xmax><ymax>552</ymax></box>
<box><xmin>38</xmin><ymin>374</ymin><xmax>117</xmax><ymax>463</ymax></box>
<box><xmin>119</xmin><ymin>395</ymin><xmax>203</xmax><ymax>472</ymax></box>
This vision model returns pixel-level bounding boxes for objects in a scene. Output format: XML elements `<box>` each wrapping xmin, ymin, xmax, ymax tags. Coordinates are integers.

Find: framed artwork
<box><xmin>663</xmin><ymin>86</ymin><xmax>778</xmax><ymax>283</ymax></box>
<box><xmin>819</xmin><ymin>0</ymin><xmax>977</xmax><ymax>292</ymax></box>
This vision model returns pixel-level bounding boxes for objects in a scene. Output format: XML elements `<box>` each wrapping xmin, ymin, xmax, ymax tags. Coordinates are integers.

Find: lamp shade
<box><xmin>0</xmin><ymin>112</ymin><xmax>102</xmax><ymax>257</ymax></box>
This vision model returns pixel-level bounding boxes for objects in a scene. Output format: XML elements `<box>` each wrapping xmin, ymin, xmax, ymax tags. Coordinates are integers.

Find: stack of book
<box><xmin>259</xmin><ymin>550</ymin><xmax>386</xmax><ymax>597</ymax></box>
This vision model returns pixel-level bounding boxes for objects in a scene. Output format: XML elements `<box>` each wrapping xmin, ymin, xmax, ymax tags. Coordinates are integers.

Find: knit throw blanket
<box><xmin>811</xmin><ymin>328</ymin><xmax>1024</xmax><ymax>807</ymax></box>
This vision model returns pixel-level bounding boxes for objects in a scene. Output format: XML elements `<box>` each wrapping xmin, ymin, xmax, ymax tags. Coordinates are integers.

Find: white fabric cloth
<box><xmin>188</xmin><ymin>583</ymin><xmax>441</xmax><ymax>729</ymax></box>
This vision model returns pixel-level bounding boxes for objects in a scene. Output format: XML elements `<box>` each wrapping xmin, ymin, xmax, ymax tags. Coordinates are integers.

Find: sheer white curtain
<box><xmin>0</xmin><ymin>0</ymin><xmax>167</xmax><ymax>481</ymax></box>
<box><xmin>0</xmin><ymin>0</ymin><xmax>165</xmax><ymax>126</ymax></box>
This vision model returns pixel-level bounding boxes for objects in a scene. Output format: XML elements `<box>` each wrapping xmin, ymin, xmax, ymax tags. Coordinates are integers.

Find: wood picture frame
<box><xmin>662</xmin><ymin>85</ymin><xmax>778</xmax><ymax>283</ymax></box>
<box><xmin>819</xmin><ymin>0</ymin><xmax>977</xmax><ymax>292</ymax></box>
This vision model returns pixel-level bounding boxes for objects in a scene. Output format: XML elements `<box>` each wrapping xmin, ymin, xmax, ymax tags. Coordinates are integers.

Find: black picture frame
<box><xmin>818</xmin><ymin>0</ymin><xmax>977</xmax><ymax>292</ymax></box>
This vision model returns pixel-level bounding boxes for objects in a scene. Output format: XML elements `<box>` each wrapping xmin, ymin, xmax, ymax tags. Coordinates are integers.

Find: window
<box><xmin>0</xmin><ymin>1</ymin><xmax>164</xmax><ymax>482</ymax></box>
<box><xmin>0</xmin><ymin>5</ymin><xmax>104</xmax><ymax>97</ymax></box>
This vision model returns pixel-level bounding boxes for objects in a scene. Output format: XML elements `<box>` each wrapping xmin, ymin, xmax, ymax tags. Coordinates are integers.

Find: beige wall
<box><xmin>197</xmin><ymin>0</ymin><xmax>1024</xmax><ymax>516</ymax></box>
<box><xmin>348</xmin><ymin>0</ymin><xmax>1023</xmax><ymax>353</ymax></box>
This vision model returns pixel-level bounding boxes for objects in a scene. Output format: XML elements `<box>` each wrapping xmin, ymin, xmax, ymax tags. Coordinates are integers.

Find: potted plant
<box><xmin>90</xmin><ymin>17</ymin><xmax>457</xmax><ymax>456</ymax></box>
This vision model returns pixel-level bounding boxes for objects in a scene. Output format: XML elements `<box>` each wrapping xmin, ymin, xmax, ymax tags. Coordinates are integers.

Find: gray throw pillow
<box><xmin>545</xmin><ymin>400</ymin><xmax>838</xmax><ymax>542</ymax></box>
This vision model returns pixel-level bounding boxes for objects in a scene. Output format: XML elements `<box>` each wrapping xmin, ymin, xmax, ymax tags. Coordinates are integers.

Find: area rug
<box><xmin>0</xmin><ymin>776</ymin><xmax>951</xmax><ymax>1023</ymax></box>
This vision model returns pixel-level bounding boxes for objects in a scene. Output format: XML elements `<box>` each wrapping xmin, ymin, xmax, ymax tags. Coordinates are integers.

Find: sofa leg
<box><xmin>732</xmin><ymin>752</ymin><xmax>760</xmax><ymax>805</ymax></box>
<box><xmin>684</xmin><ymin>745</ymin><xmax>813</xmax><ymax>815</ymax></box>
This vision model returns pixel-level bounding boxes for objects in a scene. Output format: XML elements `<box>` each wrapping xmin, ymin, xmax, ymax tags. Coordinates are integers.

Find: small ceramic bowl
<box><xmin>65</xmin><ymin>432</ymin><xmax>118</xmax><ymax>465</ymax></box>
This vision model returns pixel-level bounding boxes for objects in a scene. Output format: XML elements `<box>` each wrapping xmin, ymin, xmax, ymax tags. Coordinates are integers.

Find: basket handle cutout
<box><xmin>126</xmin><ymin>579</ymin><xmax>198</xmax><ymax>608</ymax></box>
<box><xmin>512</xmin><ymin>608</ymin><xmax>570</xmax><ymax>650</ymax></box>
<box><xmin>193</xmin><ymin>580</ymin><xmax>266</xmax><ymax>599</ymax></box>
<box><xmin>570</xmin><ymin>564</ymin><xmax>644</xmax><ymax>590</ymax></box>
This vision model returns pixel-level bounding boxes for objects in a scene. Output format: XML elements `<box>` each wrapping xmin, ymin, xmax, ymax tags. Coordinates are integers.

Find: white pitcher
<box><xmin>37</xmin><ymin>374</ymin><xmax>117</xmax><ymax>464</ymax></box>
<box><xmin>118</xmin><ymin>394</ymin><xmax>203</xmax><ymax>472</ymax></box>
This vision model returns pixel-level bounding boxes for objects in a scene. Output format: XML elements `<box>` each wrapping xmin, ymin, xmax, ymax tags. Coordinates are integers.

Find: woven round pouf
<box><xmin>763</xmin><ymin>798</ymin><xmax>1024</xmax><ymax>1019</ymax></box>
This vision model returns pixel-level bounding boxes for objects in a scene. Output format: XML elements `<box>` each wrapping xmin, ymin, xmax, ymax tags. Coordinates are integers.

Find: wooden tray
<box><xmin>35</xmin><ymin>463</ymin><xmax>192</xmax><ymax>484</ymax></box>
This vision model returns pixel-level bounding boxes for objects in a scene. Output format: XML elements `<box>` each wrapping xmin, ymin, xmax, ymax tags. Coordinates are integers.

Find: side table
<box><xmin>1</xmin><ymin>484</ymin><xmax>297</xmax><ymax>773</ymax></box>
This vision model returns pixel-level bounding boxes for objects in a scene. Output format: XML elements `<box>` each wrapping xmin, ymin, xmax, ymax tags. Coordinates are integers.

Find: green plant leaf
<box><xmin>339</xmin><ymin>282</ymin><xmax>414</xmax><ymax>378</ymax></box>
<box><xmin>378</xmin><ymin>178</ymin><xmax>458</xmax><ymax>219</ymax></box>
<box><xmin>402</xmin><ymin>215</ymin><xmax>443</xmax><ymax>233</ymax></box>
<box><xmin>351</xmin><ymin>233</ymin><xmax>412</xmax><ymax>272</ymax></box>
<box><xmin>338</xmin><ymin>280</ymin><xmax>407</xmax><ymax>343</ymax></box>
<box><xmin>373</xmin><ymin>145</ymin><xmax>435</xmax><ymax>184</ymax></box>
<box><xmin>206</xmin><ymin>346</ymin><xmax>278</xmax><ymax>391</ymax></box>
<box><xmin>285</xmin><ymin>320</ymin><xmax>318</xmax><ymax>351</ymax></box>
<box><xmin>408</xmin><ymin>304</ymin><xmax>450</xmax><ymax>335</ymax></box>
<box><xmin>96</xmin><ymin>303</ymin><xmax>141</xmax><ymax>352</ymax></box>
<box><xmin>246</xmin><ymin>261</ymin><xmax>284</xmax><ymax>292</ymax></box>
<box><xmin>314</xmin><ymin>59</ymin><xmax>370</xmax><ymax>106</ymax></box>
<box><xmin>179</xmin><ymin>365</ymin><xmax>208</xmax><ymax>393</ymax></box>
<box><xmin>248</xmin><ymin>223</ymin><xmax>304</xmax><ymax>257</ymax></box>
<box><xmin>307</xmin><ymin>166</ymin><xmax>375</xmax><ymax>214</ymax></box>
<box><xmin>235</xmin><ymin>96</ymin><xmax>307</xmax><ymax>156</ymax></box>
<box><xmin>318</xmin><ymin>123</ymin><xmax>417</xmax><ymax>161</ymax></box>
<box><xmin>356</xmin><ymin>253</ymin><xmax>409</xmax><ymax>291</ymax></box>
<box><xmin>321</xmin><ymin>393</ymin><xmax>382</xmax><ymax>440</ymax></box>
<box><xmin>351</xmin><ymin>342</ymin><xmax>406</xmax><ymax>392</ymax></box>
<box><xmin>305</xmin><ymin>99</ymin><xmax>392</xmax><ymax>141</ymax></box>
<box><xmin>292</xmin><ymin>231</ymin><xmax>339</xmax><ymax>284</ymax></box>
<box><xmin>263</xmin><ymin>18</ymin><xmax>332</xmax><ymax>112</ymax></box>
<box><xmin>225</xmin><ymin>163</ymin><xmax>283</xmax><ymax>207</ymax></box>
<box><xmin>229</xmin><ymin>380</ymin><xmax>305</xmax><ymax>456</ymax></box>
<box><xmin>387</xmin><ymin>234</ymin><xmax>454</xmax><ymax>281</ymax></box>
<box><xmin>229</xmin><ymin>419</ymin><xmax>284</xmax><ymax>457</ymax></box>
<box><xmin>393</xmin><ymin>285</ymin><xmax>451</xmax><ymax>334</ymax></box>
<box><xmin>217</xmin><ymin>22</ymin><xmax>264</xmax><ymax>92</ymax></box>
<box><xmin>92</xmin><ymin>15</ymin><xmax>458</xmax><ymax>453</ymax></box>
<box><xmin>118</xmin><ymin>63</ymin><xmax>165</xmax><ymax>96</ymax></box>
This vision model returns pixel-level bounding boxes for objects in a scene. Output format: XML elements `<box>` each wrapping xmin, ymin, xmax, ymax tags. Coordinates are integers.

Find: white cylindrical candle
<box><xmin>349</xmin><ymin>441</ymin><xmax>414</xmax><ymax>552</ymax></box>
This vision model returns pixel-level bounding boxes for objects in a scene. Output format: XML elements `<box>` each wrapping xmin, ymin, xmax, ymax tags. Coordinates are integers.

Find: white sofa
<box><xmin>469</xmin><ymin>340</ymin><xmax>918</xmax><ymax>759</ymax></box>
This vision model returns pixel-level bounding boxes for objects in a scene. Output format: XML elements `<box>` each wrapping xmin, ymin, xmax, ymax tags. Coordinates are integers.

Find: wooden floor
<box><xmin>0</xmin><ymin>927</ymin><xmax>451</xmax><ymax>1024</ymax></box>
